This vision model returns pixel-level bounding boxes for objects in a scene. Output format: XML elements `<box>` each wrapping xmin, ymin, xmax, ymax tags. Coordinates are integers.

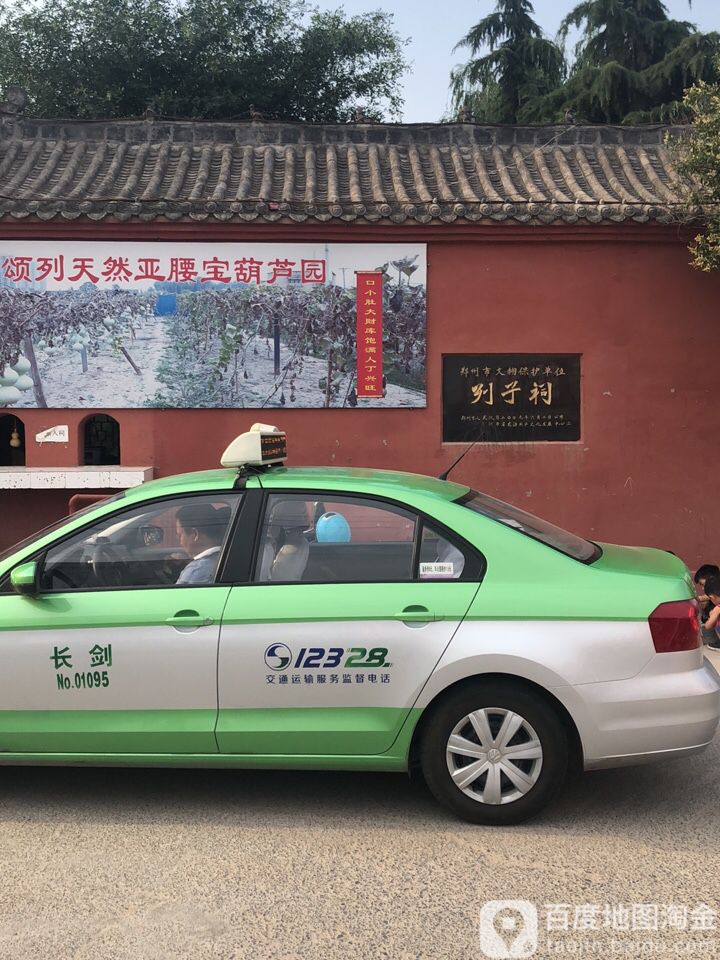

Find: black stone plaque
<box><xmin>443</xmin><ymin>354</ymin><xmax>581</xmax><ymax>443</ymax></box>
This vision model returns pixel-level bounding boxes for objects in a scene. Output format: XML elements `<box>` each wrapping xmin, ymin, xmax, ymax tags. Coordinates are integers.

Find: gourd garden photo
<box><xmin>0</xmin><ymin>242</ymin><xmax>427</xmax><ymax>409</ymax></box>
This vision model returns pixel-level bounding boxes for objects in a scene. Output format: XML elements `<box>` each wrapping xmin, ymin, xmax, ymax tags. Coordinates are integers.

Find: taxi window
<box><xmin>418</xmin><ymin>524</ymin><xmax>467</xmax><ymax>580</ymax></box>
<box><xmin>254</xmin><ymin>494</ymin><xmax>417</xmax><ymax>584</ymax></box>
<box><xmin>38</xmin><ymin>494</ymin><xmax>242</xmax><ymax>592</ymax></box>
<box><xmin>460</xmin><ymin>490</ymin><xmax>599</xmax><ymax>563</ymax></box>
<box><xmin>0</xmin><ymin>492</ymin><xmax>126</xmax><ymax>566</ymax></box>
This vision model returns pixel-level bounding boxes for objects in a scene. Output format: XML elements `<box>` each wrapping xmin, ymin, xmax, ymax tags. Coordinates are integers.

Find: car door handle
<box><xmin>393</xmin><ymin>605</ymin><xmax>440</xmax><ymax>622</ymax></box>
<box><xmin>166</xmin><ymin>611</ymin><xmax>214</xmax><ymax>627</ymax></box>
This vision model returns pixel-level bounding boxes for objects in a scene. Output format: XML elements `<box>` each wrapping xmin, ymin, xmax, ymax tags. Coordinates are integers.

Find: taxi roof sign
<box><xmin>221</xmin><ymin>423</ymin><xmax>287</xmax><ymax>469</ymax></box>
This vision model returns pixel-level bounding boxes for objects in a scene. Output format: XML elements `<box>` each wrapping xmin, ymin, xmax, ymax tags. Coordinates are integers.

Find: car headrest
<box><xmin>268</xmin><ymin>499</ymin><xmax>308</xmax><ymax>529</ymax></box>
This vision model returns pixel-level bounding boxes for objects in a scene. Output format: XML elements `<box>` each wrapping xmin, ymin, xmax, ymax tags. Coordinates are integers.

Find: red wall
<box><xmin>1</xmin><ymin>221</ymin><xmax>718</xmax><ymax>570</ymax></box>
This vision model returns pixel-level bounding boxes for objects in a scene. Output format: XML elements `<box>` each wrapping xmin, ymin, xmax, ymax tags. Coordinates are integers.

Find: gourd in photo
<box><xmin>10</xmin><ymin>357</ymin><xmax>34</xmax><ymax>393</ymax></box>
<box><xmin>0</xmin><ymin>366</ymin><xmax>19</xmax><ymax>387</ymax></box>
<box><xmin>0</xmin><ymin>385</ymin><xmax>22</xmax><ymax>405</ymax></box>
<box><xmin>11</xmin><ymin>356</ymin><xmax>31</xmax><ymax>375</ymax></box>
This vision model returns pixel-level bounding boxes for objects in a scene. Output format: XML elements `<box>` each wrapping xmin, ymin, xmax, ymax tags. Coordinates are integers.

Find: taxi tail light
<box><xmin>648</xmin><ymin>600</ymin><xmax>701</xmax><ymax>653</ymax></box>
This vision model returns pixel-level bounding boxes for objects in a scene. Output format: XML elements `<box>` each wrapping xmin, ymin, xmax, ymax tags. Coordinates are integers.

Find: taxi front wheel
<box><xmin>420</xmin><ymin>681</ymin><xmax>568</xmax><ymax>825</ymax></box>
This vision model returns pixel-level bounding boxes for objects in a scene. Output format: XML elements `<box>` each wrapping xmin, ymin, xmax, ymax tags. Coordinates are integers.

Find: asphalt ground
<box><xmin>0</xmin><ymin>653</ymin><xmax>719</xmax><ymax>960</ymax></box>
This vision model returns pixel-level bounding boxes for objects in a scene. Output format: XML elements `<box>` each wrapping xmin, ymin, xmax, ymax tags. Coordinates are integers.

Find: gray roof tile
<box><xmin>0</xmin><ymin>117</ymin><xmax>690</xmax><ymax>225</ymax></box>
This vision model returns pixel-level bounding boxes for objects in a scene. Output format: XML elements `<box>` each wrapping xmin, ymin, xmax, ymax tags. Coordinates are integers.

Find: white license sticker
<box><xmin>420</xmin><ymin>562</ymin><xmax>454</xmax><ymax>579</ymax></box>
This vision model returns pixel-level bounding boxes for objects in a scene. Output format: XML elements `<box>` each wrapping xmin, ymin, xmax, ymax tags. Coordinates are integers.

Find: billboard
<box><xmin>0</xmin><ymin>242</ymin><xmax>427</xmax><ymax>409</ymax></box>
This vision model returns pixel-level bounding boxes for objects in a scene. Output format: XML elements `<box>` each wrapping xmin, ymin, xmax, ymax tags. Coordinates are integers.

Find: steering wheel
<box><xmin>91</xmin><ymin>542</ymin><xmax>129</xmax><ymax>588</ymax></box>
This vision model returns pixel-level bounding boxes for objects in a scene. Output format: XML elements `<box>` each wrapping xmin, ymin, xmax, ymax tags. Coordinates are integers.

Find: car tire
<box><xmin>420</xmin><ymin>680</ymin><xmax>568</xmax><ymax>825</ymax></box>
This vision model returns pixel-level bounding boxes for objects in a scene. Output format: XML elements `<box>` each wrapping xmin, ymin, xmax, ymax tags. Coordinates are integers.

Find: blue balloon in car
<box><xmin>316</xmin><ymin>512</ymin><xmax>351</xmax><ymax>543</ymax></box>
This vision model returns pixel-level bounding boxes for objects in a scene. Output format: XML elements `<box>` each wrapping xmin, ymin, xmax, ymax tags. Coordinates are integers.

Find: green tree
<box><xmin>0</xmin><ymin>0</ymin><xmax>408</xmax><ymax>122</ymax></box>
<box><xmin>451</xmin><ymin>0</ymin><xmax>565</xmax><ymax>123</ymax></box>
<box><xmin>524</xmin><ymin>0</ymin><xmax>720</xmax><ymax>123</ymax></box>
<box><xmin>673</xmin><ymin>66</ymin><xmax>720</xmax><ymax>272</ymax></box>
<box><xmin>561</xmin><ymin>0</ymin><xmax>692</xmax><ymax>71</ymax></box>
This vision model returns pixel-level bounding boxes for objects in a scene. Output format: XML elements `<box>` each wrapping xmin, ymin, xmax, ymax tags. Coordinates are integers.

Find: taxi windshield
<box><xmin>0</xmin><ymin>492</ymin><xmax>126</xmax><ymax>565</ymax></box>
<box><xmin>460</xmin><ymin>490</ymin><xmax>599</xmax><ymax>563</ymax></box>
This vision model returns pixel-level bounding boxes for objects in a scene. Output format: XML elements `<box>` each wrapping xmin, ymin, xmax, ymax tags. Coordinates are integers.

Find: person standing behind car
<box><xmin>694</xmin><ymin>564</ymin><xmax>720</xmax><ymax>645</ymax></box>
<box><xmin>701</xmin><ymin>575</ymin><xmax>720</xmax><ymax>650</ymax></box>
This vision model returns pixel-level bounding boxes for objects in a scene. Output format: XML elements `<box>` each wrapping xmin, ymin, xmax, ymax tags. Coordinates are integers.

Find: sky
<box><xmin>313</xmin><ymin>0</ymin><xmax>719</xmax><ymax>122</ymax></box>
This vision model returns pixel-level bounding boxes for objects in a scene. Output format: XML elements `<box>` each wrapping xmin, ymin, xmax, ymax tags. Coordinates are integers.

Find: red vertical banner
<box><xmin>356</xmin><ymin>271</ymin><xmax>383</xmax><ymax>398</ymax></box>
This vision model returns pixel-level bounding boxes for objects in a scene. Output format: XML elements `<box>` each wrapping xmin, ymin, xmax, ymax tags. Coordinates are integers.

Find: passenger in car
<box><xmin>175</xmin><ymin>503</ymin><xmax>231</xmax><ymax>584</ymax></box>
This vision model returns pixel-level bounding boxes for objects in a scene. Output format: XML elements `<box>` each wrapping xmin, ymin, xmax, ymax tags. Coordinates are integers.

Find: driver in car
<box><xmin>175</xmin><ymin>503</ymin><xmax>231</xmax><ymax>585</ymax></box>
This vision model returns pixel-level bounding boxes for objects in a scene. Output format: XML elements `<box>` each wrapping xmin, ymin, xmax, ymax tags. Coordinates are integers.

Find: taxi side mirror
<box><xmin>11</xmin><ymin>561</ymin><xmax>39</xmax><ymax>597</ymax></box>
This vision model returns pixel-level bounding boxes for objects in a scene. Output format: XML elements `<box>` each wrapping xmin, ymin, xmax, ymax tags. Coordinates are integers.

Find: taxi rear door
<box><xmin>216</xmin><ymin>490</ymin><xmax>482</xmax><ymax>756</ymax></box>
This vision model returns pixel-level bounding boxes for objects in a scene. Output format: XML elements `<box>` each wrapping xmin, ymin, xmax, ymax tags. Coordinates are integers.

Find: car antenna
<box><xmin>438</xmin><ymin>437</ymin><xmax>480</xmax><ymax>481</ymax></box>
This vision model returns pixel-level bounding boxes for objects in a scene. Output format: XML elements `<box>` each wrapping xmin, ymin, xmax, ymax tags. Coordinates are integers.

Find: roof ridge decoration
<box><xmin>0</xmin><ymin>85</ymin><xmax>28</xmax><ymax>138</ymax></box>
<box><xmin>0</xmin><ymin>109</ymin><xmax>693</xmax><ymax>226</ymax></box>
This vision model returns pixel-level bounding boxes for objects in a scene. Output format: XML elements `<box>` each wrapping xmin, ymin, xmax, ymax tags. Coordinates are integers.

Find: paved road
<box><xmin>1</xmin><ymin>658</ymin><xmax>719</xmax><ymax>960</ymax></box>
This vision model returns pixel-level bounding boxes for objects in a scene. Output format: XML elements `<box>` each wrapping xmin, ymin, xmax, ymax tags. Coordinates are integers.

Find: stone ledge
<box><xmin>0</xmin><ymin>466</ymin><xmax>153</xmax><ymax>489</ymax></box>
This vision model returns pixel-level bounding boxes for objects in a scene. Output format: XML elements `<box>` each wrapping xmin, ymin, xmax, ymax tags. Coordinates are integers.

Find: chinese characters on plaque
<box><xmin>442</xmin><ymin>354</ymin><xmax>581</xmax><ymax>442</ymax></box>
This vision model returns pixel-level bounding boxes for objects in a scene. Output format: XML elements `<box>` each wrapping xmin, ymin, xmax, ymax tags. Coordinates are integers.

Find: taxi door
<box><xmin>216</xmin><ymin>492</ymin><xmax>482</xmax><ymax>756</ymax></box>
<box><xmin>0</xmin><ymin>492</ymin><xmax>241</xmax><ymax>756</ymax></box>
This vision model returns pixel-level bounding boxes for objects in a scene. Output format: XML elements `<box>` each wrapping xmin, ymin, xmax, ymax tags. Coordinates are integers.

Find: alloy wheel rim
<box><xmin>445</xmin><ymin>707</ymin><xmax>543</xmax><ymax>805</ymax></box>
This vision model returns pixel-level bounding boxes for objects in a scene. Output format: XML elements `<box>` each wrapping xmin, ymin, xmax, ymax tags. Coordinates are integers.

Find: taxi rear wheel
<box><xmin>420</xmin><ymin>681</ymin><xmax>568</xmax><ymax>825</ymax></box>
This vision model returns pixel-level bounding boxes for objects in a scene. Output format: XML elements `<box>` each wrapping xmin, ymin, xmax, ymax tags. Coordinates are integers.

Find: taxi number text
<box><xmin>295</xmin><ymin>647</ymin><xmax>389</xmax><ymax>669</ymax></box>
<box><xmin>57</xmin><ymin>670</ymin><xmax>111</xmax><ymax>691</ymax></box>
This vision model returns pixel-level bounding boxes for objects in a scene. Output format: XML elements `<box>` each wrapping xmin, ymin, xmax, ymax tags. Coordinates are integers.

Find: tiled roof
<box><xmin>0</xmin><ymin>114</ymin><xmax>690</xmax><ymax>225</ymax></box>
